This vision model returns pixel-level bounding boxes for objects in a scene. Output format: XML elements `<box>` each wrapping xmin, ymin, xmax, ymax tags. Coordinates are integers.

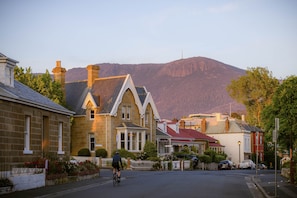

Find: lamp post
<box><xmin>238</xmin><ymin>141</ymin><xmax>241</xmax><ymax>166</ymax></box>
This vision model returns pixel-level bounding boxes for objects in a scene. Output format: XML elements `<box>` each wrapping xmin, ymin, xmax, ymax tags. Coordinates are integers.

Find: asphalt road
<box><xmin>2</xmin><ymin>169</ymin><xmax>263</xmax><ymax>198</ymax></box>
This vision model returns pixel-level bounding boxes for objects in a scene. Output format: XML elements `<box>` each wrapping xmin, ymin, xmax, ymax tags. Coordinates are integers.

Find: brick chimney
<box><xmin>201</xmin><ymin>118</ymin><xmax>206</xmax><ymax>133</ymax></box>
<box><xmin>86</xmin><ymin>65</ymin><xmax>100</xmax><ymax>88</ymax></box>
<box><xmin>180</xmin><ymin>120</ymin><xmax>185</xmax><ymax>129</ymax></box>
<box><xmin>52</xmin><ymin>60</ymin><xmax>66</xmax><ymax>97</ymax></box>
<box><xmin>225</xmin><ymin>118</ymin><xmax>230</xmax><ymax>132</ymax></box>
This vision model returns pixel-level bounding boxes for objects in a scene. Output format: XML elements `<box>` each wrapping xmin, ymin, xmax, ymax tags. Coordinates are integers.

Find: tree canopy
<box><xmin>226</xmin><ymin>67</ymin><xmax>279</xmax><ymax>127</ymax></box>
<box><xmin>261</xmin><ymin>75</ymin><xmax>297</xmax><ymax>151</ymax></box>
<box><xmin>14</xmin><ymin>66</ymin><xmax>65</xmax><ymax>106</ymax></box>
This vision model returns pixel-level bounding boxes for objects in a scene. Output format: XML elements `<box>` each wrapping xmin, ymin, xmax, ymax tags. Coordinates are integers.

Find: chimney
<box><xmin>241</xmin><ymin>114</ymin><xmax>245</xmax><ymax>122</ymax></box>
<box><xmin>180</xmin><ymin>120</ymin><xmax>185</xmax><ymax>129</ymax></box>
<box><xmin>0</xmin><ymin>53</ymin><xmax>18</xmax><ymax>87</ymax></box>
<box><xmin>86</xmin><ymin>65</ymin><xmax>100</xmax><ymax>88</ymax></box>
<box><xmin>201</xmin><ymin>118</ymin><xmax>206</xmax><ymax>133</ymax></box>
<box><xmin>52</xmin><ymin>60</ymin><xmax>66</xmax><ymax>97</ymax></box>
<box><xmin>225</xmin><ymin>118</ymin><xmax>230</xmax><ymax>132</ymax></box>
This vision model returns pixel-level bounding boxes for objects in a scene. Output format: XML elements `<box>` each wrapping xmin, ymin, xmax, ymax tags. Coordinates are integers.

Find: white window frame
<box><xmin>126</xmin><ymin>106</ymin><xmax>131</xmax><ymax>120</ymax></box>
<box><xmin>57</xmin><ymin>122</ymin><xmax>65</xmax><ymax>154</ymax></box>
<box><xmin>122</xmin><ymin>106</ymin><xmax>126</xmax><ymax>120</ymax></box>
<box><xmin>145</xmin><ymin>111</ymin><xmax>149</xmax><ymax>124</ymax></box>
<box><xmin>23</xmin><ymin>116</ymin><xmax>33</xmax><ymax>154</ymax></box>
<box><xmin>118</xmin><ymin>131</ymin><xmax>145</xmax><ymax>152</ymax></box>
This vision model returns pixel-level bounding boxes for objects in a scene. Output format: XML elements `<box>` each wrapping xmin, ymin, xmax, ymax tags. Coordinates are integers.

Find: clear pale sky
<box><xmin>1</xmin><ymin>0</ymin><xmax>296</xmax><ymax>79</ymax></box>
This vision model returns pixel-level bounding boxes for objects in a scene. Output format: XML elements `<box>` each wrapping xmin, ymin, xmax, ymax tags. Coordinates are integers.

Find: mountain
<box><xmin>65</xmin><ymin>56</ymin><xmax>246</xmax><ymax>119</ymax></box>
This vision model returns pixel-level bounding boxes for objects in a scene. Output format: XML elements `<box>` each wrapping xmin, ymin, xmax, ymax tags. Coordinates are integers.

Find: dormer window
<box><xmin>90</xmin><ymin>110</ymin><xmax>95</xmax><ymax>120</ymax></box>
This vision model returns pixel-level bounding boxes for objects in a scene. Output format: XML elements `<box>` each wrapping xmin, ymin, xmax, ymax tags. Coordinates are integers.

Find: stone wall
<box><xmin>0</xmin><ymin>99</ymin><xmax>71</xmax><ymax>171</ymax></box>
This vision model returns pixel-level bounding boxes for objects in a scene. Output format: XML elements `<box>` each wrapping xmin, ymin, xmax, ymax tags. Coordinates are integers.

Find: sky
<box><xmin>1</xmin><ymin>0</ymin><xmax>296</xmax><ymax>79</ymax></box>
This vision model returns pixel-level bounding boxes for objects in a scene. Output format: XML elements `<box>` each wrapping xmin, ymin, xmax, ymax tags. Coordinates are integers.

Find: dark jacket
<box><xmin>112</xmin><ymin>153</ymin><xmax>123</xmax><ymax>167</ymax></box>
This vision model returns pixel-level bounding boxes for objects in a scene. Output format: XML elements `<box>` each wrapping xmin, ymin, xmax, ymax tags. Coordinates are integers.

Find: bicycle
<box><xmin>113</xmin><ymin>170</ymin><xmax>120</xmax><ymax>186</ymax></box>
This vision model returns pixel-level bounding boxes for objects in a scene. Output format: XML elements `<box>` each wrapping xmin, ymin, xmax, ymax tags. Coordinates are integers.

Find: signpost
<box><xmin>273</xmin><ymin>118</ymin><xmax>279</xmax><ymax>197</ymax></box>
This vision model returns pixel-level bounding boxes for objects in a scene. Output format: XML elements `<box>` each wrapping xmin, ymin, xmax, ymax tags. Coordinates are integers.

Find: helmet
<box><xmin>115</xmin><ymin>151</ymin><xmax>119</xmax><ymax>154</ymax></box>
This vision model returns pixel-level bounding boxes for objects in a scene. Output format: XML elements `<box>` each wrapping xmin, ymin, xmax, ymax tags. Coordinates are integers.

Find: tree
<box><xmin>262</xmin><ymin>76</ymin><xmax>297</xmax><ymax>155</ymax></box>
<box><xmin>14</xmin><ymin>66</ymin><xmax>65</xmax><ymax>106</ymax></box>
<box><xmin>262</xmin><ymin>75</ymin><xmax>297</xmax><ymax>183</ymax></box>
<box><xmin>226</xmin><ymin>67</ymin><xmax>279</xmax><ymax>127</ymax></box>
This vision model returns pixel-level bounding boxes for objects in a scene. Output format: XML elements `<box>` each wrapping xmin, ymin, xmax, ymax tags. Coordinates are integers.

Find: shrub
<box><xmin>204</xmin><ymin>149</ymin><xmax>216</xmax><ymax>162</ymax></box>
<box><xmin>143</xmin><ymin>142</ymin><xmax>157</xmax><ymax>158</ymax></box>
<box><xmin>214</xmin><ymin>155</ymin><xmax>226</xmax><ymax>163</ymax></box>
<box><xmin>112</xmin><ymin>149</ymin><xmax>136</xmax><ymax>160</ymax></box>
<box><xmin>96</xmin><ymin>148</ymin><xmax>108</xmax><ymax>158</ymax></box>
<box><xmin>0</xmin><ymin>178</ymin><xmax>13</xmax><ymax>187</ymax></box>
<box><xmin>199</xmin><ymin>155</ymin><xmax>212</xmax><ymax>163</ymax></box>
<box><xmin>78</xmin><ymin>148</ymin><xmax>91</xmax><ymax>156</ymax></box>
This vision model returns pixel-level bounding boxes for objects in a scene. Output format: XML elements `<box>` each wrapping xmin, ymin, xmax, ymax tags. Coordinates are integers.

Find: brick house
<box><xmin>0</xmin><ymin>54</ymin><xmax>74</xmax><ymax>173</ymax></box>
<box><xmin>52</xmin><ymin>62</ymin><xmax>160</xmax><ymax>157</ymax></box>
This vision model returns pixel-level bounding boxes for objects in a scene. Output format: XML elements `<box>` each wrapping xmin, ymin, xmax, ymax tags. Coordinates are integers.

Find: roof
<box><xmin>156</xmin><ymin>128</ymin><xmax>171</xmax><ymax>138</ymax></box>
<box><xmin>65</xmin><ymin>76</ymin><xmax>126</xmax><ymax>115</ymax></box>
<box><xmin>0</xmin><ymin>80</ymin><xmax>74</xmax><ymax>115</ymax></box>
<box><xmin>166</xmin><ymin>126</ymin><xmax>224</xmax><ymax>147</ymax></box>
<box><xmin>136</xmin><ymin>86</ymin><xmax>147</xmax><ymax>105</ymax></box>
<box><xmin>205</xmin><ymin>119</ymin><xmax>262</xmax><ymax>134</ymax></box>
<box><xmin>116</xmin><ymin>122</ymin><xmax>147</xmax><ymax>130</ymax></box>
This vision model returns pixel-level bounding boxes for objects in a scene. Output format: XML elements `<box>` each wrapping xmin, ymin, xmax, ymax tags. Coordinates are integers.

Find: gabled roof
<box><xmin>66</xmin><ymin>74</ymin><xmax>145</xmax><ymax>117</ymax></box>
<box><xmin>138</xmin><ymin>86</ymin><xmax>160</xmax><ymax>120</ymax></box>
<box><xmin>0</xmin><ymin>81</ymin><xmax>74</xmax><ymax>115</ymax></box>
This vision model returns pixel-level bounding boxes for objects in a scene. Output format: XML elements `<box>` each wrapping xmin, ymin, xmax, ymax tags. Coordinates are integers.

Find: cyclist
<box><xmin>112</xmin><ymin>151</ymin><xmax>123</xmax><ymax>182</ymax></box>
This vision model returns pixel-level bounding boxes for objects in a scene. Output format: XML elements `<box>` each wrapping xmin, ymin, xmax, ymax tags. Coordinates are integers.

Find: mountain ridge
<box><xmin>65</xmin><ymin>56</ymin><xmax>246</xmax><ymax>119</ymax></box>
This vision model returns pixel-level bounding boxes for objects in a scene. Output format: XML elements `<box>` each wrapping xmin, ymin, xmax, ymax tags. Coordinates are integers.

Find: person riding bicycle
<box><xmin>112</xmin><ymin>151</ymin><xmax>123</xmax><ymax>182</ymax></box>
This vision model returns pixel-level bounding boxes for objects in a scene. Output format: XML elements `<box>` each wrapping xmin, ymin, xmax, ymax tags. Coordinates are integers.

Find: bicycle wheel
<box><xmin>113</xmin><ymin>173</ymin><xmax>117</xmax><ymax>186</ymax></box>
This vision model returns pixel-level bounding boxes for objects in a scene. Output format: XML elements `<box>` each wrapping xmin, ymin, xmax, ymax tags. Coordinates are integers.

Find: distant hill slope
<box><xmin>66</xmin><ymin>56</ymin><xmax>246</xmax><ymax>119</ymax></box>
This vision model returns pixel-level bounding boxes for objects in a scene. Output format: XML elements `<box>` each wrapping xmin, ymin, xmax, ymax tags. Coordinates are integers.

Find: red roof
<box><xmin>167</xmin><ymin>127</ymin><xmax>223</xmax><ymax>147</ymax></box>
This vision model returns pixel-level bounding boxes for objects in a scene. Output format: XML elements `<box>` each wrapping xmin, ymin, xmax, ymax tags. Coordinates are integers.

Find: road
<box><xmin>25</xmin><ymin>169</ymin><xmax>263</xmax><ymax>198</ymax></box>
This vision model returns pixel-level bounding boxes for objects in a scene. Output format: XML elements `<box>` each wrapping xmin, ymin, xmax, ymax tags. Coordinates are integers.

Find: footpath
<box><xmin>1</xmin><ymin>170</ymin><xmax>297</xmax><ymax>198</ymax></box>
<box><xmin>253</xmin><ymin>171</ymin><xmax>297</xmax><ymax>198</ymax></box>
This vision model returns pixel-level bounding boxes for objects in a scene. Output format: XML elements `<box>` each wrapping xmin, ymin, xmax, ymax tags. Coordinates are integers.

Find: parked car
<box><xmin>218</xmin><ymin>160</ymin><xmax>234</xmax><ymax>170</ymax></box>
<box><xmin>257</xmin><ymin>163</ymin><xmax>267</xmax><ymax>169</ymax></box>
<box><xmin>239</xmin><ymin>160</ymin><xmax>256</xmax><ymax>169</ymax></box>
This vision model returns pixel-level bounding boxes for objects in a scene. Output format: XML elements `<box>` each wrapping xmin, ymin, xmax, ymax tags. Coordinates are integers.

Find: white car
<box><xmin>239</xmin><ymin>160</ymin><xmax>256</xmax><ymax>169</ymax></box>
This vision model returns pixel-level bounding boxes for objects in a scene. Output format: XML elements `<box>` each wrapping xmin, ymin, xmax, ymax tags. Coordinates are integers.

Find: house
<box><xmin>52</xmin><ymin>62</ymin><xmax>160</xmax><ymax>157</ymax></box>
<box><xmin>157</xmin><ymin>120</ymin><xmax>223</xmax><ymax>156</ymax></box>
<box><xmin>180</xmin><ymin>113</ymin><xmax>264</xmax><ymax>164</ymax></box>
<box><xmin>0</xmin><ymin>54</ymin><xmax>74</xmax><ymax>173</ymax></box>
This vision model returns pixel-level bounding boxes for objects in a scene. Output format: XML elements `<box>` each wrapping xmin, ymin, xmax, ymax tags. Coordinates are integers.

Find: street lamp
<box><xmin>238</xmin><ymin>141</ymin><xmax>241</xmax><ymax>165</ymax></box>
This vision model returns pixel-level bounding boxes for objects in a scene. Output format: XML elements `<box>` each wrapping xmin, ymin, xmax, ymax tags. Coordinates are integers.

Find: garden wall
<box><xmin>10</xmin><ymin>168</ymin><xmax>45</xmax><ymax>191</ymax></box>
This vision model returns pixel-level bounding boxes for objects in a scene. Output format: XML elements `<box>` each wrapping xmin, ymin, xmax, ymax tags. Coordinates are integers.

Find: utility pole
<box><xmin>273</xmin><ymin>118</ymin><xmax>279</xmax><ymax>197</ymax></box>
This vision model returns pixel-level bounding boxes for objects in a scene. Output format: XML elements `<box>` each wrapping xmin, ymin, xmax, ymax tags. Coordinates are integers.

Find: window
<box><xmin>89</xmin><ymin>134</ymin><xmax>95</xmax><ymax>152</ymax></box>
<box><xmin>119</xmin><ymin>131</ymin><xmax>144</xmax><ymax>152</ymax></box>
<box><xmin>90</xmin><ymin>110</ymin><xmax>95</xmax><ymax>120</ymax></box>
<box><xmin>126</xmin><ymin>106</ymin><xmax>131</xmax><ymax>120</ymax></box>
<box><xmin>121</xmin><ymin>106</ymin><xmax>131</xmax><ymax>120</ymax></box>
<box><xmin>145</xmin><ymin>111</ymin><xmax>149</xmax><ymax>124</ymax></box>
<box><xmin>57</xmin><ymin>122</ymin><xmax>65</xmax><ymax>154</ymax></box>
<box><xmin>23</xmin><ymin>116</ymin><xmax>33</xmax><ymax>154</ymax></box>
<box><xmin>120</xmin><ymin>133</ymin><xmax>125</xmax><ymax>149</ymax></box>
<box><xmin>122</xmin><ymin>106</ymin><xmax>126</xmax><ymax>120</ymax></box>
